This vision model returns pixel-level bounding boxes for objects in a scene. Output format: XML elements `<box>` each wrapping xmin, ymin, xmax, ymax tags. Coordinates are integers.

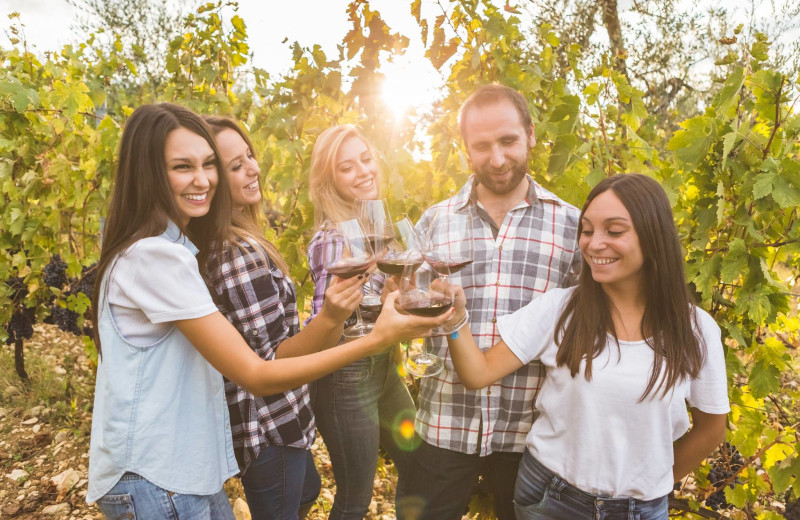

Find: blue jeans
<box><xmin>514</xmin><ymin>451</ymin><xmax>669</xmax><ymax>520</ymax></box>
<box><xmin>96</xmin><ymin>473</ymin><xmax>235</xmax><ymax>520</ymax></box>
<box><xmin>396</xmin><ymin>440</ymin><xmax>521</xmax><ymax>520</ymax></box>
<box><xmin>241</xmin><ymin>446</ymin><xmax>321</xmax><ymax>520</ymax></box>
<box><xmin>312</xmin><ymin>350</ymin><xmax>416</xmax><ymax>520</ymax></box>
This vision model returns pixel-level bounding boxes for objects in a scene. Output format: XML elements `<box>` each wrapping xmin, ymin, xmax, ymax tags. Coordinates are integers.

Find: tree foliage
<box><xmin>1</xmin><ymin>1</ymin><xmax>798</xmax><ymax>516</ymax></box>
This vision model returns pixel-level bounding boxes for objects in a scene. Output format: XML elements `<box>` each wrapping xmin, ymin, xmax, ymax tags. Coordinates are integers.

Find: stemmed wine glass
<box><xmin>376</xmin><ymin>216</ymin><xmax>424</xmax><ymax>277</ymax></box>
<box><xmin>422</xmin><ymin>209</ymin><xmax>473</xmax><ymax>334</ymax></box>
<box><xmin>355</xmin><ymin>199</ymin><xmax>394</xmax><ymax>316</ymax></box>
<box><xmin>397</xmin><ymin>261</ymin><xmax>453</xmax><ymax>377</ymax></box>
<box><xmin>323</xmin><ymin>219</ymin><xmax>376</xmax><ymax>339</ymax></box>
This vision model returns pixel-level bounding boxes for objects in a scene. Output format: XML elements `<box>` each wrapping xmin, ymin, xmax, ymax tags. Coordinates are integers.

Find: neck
<box><xmin>475</xmin><ymin>176</ymin><xmax>530</xmax><ymax>226</ymax></box>
<box><xmin>602</xmin><ymin>280</ymin><xmax>647</xmax><ymax>341</ymax></box>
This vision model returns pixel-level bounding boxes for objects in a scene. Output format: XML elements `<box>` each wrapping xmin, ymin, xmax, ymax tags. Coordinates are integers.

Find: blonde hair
<box><xmin>309</xmin><ymin>125</ymin><xmax>382</xmax><ymax>228</ymax></box>
<box><xmin>204</xmin><ymin>116</ymin><xmax>290</xmax><ymax>276</ymax></box>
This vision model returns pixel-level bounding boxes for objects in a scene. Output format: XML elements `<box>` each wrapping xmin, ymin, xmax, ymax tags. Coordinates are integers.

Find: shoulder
<box><xmin>692</xmin><ymin>306</ymin><xmax>722</xmax><ymax>342</ymax></box>
<box><xmin>121</xmin><ymin>236</ymin><xmax>198</xmax><ymax>267</ymax></box>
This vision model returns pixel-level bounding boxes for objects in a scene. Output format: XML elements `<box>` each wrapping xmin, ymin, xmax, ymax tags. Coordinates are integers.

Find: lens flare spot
<box><xmin>399</xmin><ymin>419</ymin><xmax>415</xmax><ymax>440</ymax></box>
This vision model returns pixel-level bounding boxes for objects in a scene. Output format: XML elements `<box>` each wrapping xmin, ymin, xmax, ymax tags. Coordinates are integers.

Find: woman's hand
<box><xmin>319</xmin><ymin>275</ymin><xmax>365</xmax><ymax>324</ymax></box>
<box><xmin>370</xmin><ymin>290</ymin><xmax>453</xmax><ymax>349</ymax></box>
<box><xmin>430</xmin><ymin>278</ymin><xmax>467</xmax><ymax>328</ymax></box>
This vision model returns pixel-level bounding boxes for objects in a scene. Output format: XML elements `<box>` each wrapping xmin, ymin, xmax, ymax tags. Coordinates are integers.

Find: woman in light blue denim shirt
<box><xmin>87</xmin><ymin>104</ymin><xmax>453</xmax><ymax>520</ymax></box>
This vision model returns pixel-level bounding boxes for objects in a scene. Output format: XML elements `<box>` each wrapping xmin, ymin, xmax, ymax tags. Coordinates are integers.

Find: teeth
<box><xmin>592</xmin><ymin>257</ymin><xmax>617</xmax><ymax>265</ymax></box>
<box><xmin>245</xmin><ymin>181</ymin><xmax>258</xmax><ymax>190</ymax></box>
<box><xmin>184</xmin><ymin>193</ymin><xmax>207</xmax><ymax>201</ymax></box>
<box><xmin>356</xmin><ymin>178</ymin><xmax>374</xmax><ymax>189</ymax></box>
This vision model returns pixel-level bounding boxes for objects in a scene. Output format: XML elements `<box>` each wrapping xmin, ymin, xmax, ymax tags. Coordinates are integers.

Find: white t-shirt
<box><xmin>497</xmin><ymin>287</ymin><xmax>730</xmax><ymax>501</ymax></box>
<box><xmin>106</xmin><ymin>236</ymin><xmax>218</xmax><ymax>345</ymax></box>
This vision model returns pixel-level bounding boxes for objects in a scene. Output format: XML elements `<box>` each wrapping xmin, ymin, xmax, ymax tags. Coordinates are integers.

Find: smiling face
<box><xmin>332</xmin><ymin>136</ymin><xmax>379</xmax><ymax>203</ymax></box>
<box><xmin>579</xmin><ymin>189</ymin><xmax>645</xmax><ymax>292</ymax></box>
<box><xmin>215</xmin><ymin>128</ymin><xmax>261</xmax><ymax>210</ymax></box>
<box><xmin>164</xmin><ymin>127</ymin><xmax>218</xmax><ymax>227</ymax></box>
<box><xmin>462</xmin><ymin>99</ymin><xmax>535</xmax><ymax>196</ymax></box>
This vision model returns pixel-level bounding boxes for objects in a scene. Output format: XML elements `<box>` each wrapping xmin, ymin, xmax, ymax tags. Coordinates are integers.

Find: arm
<box><xmin>178</xmin><ymin>290</ymin><xmax>452</xmax><ymax>396</ymax></box>
<box><xmin>672</xmin><ymin>409</ymin><xmax>727</xmax><ymax>482</ymax></box>
<box><xmin>445</xmin><ymin>283</ymin><xmax>524</xmax><ymax>389</ymax></box>
<box><xmin>275</xmin><ymin>275</ymin><xmax>364</xmax><ymax>358</ymax></box>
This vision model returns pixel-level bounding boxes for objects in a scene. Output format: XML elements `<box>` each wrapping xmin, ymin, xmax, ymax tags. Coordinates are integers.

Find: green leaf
<box><xmin>720</xmin><ymin>238</ymin><xmax>748</xmax><ymax>283</ymax></box>
<box><xmin>748</xmin><ymin>359</ymin><xmax>780</xmax><ymax>398</ymax></box>
<box><xmin>547</xmin><ymin>134</ymin><xmax>578</xmax><ymax>176</ymax></box>
<box><xmin>667</xmin><ymin>115</ymin><xmax>714</xmax><ymax>169</ymax></box>
<box><xmin>714</xmin><ymin>66</ymin><xmax>744</xmax><ymax>115</ymax></box>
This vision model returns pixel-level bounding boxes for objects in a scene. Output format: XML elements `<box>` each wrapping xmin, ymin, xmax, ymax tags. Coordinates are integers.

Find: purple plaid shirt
<box><xmin>415</xmin><ymin>175</ymin><xmax>581</xmax><ymax>456</ymax></box>
<box><xmin>206</xmin><ymin>239</ymin><xmax>315</xmax><ymax>471</ymax></box>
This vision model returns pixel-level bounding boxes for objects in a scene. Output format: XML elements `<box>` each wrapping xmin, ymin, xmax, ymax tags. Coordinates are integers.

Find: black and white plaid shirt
<box><xmin>206</xmin><ymin>239</ymin><xmax>315</xmax><ymax>471</ymax></box>
<box><xmin>415</xmin><ymin>175</ymin><xmax>581</xmax><ymax>456</ymax></box>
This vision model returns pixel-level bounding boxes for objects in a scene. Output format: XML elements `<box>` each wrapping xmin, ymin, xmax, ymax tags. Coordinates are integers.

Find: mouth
<box><xmin>183</xmin><ymin>192</ymin><xmax>209</xmax><ymax>204</ymax></box>
<box><xmin>591</xmin><ymin>256</ymin><xmax>618</xmax><ymax>266</ymax></box>
<box><xmin>244</xmin><ymin>180</ymin><xmax>259</xmax><ymax>191</ymax></box>
<box><xmin>355</xmin><ymin>177</ymin><xmax>374</xmax><ymax>190</ymax></box>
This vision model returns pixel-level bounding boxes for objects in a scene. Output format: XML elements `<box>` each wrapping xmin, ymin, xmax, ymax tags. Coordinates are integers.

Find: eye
<box><xmin>500</xmin><ymin>137</ymin><xmax>518</xmax><ymax>145</ymax></box>
<box><xmin>172</xmin><ymin>163</ymin><xmax>190</xmax><ymax>170</ymax></box>
<box><xmin>580</xmin><ymin>230</ymin><xmax>593</xmax><ymax>236</ymax></box>
<box><xmin>203</xmin><ymin>160</ymin><xmax>216</xmax><ymax>169</ymax></box>
<box><xmin>231</xmin><ymin>162</ymin><xmax>243</xmax><ymax>172</ymax></box>
<box><xmin>607</xmin><ymin>230</ymin><xmax>624</xmax><ymax>237</ymax></box>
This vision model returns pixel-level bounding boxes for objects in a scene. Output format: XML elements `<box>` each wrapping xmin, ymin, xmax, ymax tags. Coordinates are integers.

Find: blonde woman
<box><xmin>307</xmin><ymin>125</ymin><xmax>416</xmax><ymax>519</ymax></box>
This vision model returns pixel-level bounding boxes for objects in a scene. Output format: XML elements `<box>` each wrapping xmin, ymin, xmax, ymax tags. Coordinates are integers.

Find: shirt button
<box><xmin>225</xmin><ymin>423</ymin><xmax>230</xmax><ymax>430</ymax></box>
<box><xmin>498</xmin><ymin>245</ymin><xmax>503</xmax><ymax>251</ymax></box>
<box><xmin>491</xmin><ymin>317</ymin><xmax>496</xmax><ymax>324</ymax></box>
<box><xmin>487</xmin><ymin>389</ymin><xmax>491</xmax><ymax>395</ymax></box>
<box><xmin>250</xmin><ymin>329</ymin><xmax>259</xmax><ymax>337</ymax></box>
<box><xmin>495</xmin><ymin>281</ymin><xmax>500</xmax><ymax>286</ymax></box>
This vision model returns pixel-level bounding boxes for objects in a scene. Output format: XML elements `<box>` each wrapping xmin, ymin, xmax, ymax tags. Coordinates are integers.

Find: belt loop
<box><xmin>547</xmin><ymin>476</ymin><xmax>567</xmax><ymax>501</ymax></box>
<box><xmin>628</xmin><ymin>497</ymin><xmax>635</xmax><ymax>520</ymax></box>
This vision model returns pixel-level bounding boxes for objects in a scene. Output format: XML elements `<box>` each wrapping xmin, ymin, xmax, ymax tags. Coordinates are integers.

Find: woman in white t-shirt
<box><xmin>443</xmin><ymin>173</ymin><xmax>729</xmax><ymax>520</ymax></box>
<box><xmin>87</xmin><ymin>103</ymin><xmax>452</xmax><ymax>520</ymax></box>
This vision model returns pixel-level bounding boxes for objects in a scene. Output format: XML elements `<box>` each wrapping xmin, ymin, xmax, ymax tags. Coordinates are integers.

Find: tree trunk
<box><xmin>14</xmin><ymin>338</ymin><xmax>30</xmax><ymax>383</ymax></box>
<box><xmin>599</xmin><ymin>0</ymin><xmax>629</xmax><ymax>79</ymax></box>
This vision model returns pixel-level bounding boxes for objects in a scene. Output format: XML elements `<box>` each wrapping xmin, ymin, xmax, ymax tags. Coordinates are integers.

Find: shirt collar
<box><xmin>161</xmin><ymin>220</ymin><xmax>200</xmax><ymax>256</ymax></box>
<box><xmin>461</xmin><ymin>173</ymin><xmax>561</xmax><ymax>209</ymax></box>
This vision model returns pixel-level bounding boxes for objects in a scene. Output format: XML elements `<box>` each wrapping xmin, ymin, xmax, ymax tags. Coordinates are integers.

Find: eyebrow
<box><xmin>581</xmin><ymin>216</ymin><xmax>630</xmax><ymax>223</ymax></box>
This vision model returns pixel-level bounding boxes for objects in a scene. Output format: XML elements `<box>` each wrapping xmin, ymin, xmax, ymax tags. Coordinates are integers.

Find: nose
<box><xmin>587</xmin><ymin>232</ymin><xmax>607</xmax><ymax>251</ymax></box>
<box><xmin>192</xmin><ymin>167</ymin><xmax>211</xmax><ymax>189</ymax></box>
<box><xmin>489</xmin><ymin>145</ymin><xmax>505</xmax><ymax>169</ymax></box>
<box><xmin>247</xmin><ymin>157</ymin><xmax>261</xmax><ymax>177</ymax></box>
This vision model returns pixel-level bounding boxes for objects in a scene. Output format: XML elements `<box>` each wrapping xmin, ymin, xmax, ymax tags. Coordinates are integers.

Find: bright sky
<box><xmin>4</xmin><ymin>0</ymin><xmax>446</xmax><ymax>117</ymax></box>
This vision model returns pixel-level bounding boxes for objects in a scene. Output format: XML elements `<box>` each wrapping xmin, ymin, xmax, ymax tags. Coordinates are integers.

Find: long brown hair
<box><xmin>204</xmin><ymin>116</ymin><xmax>289</xmax><ymax>275</ymax></box>
<box><xmin>92</xmin><ymin>103</ymin><xmax>231</xmax><ymax>353</ymax></box>
<box><xmin>554</xmin><ymin>174</ymin><xmax>705</xmax><ymax>399</ymax></box>
<box><xmin>308</xmin><ymin>125</ymin><xmax>382</xmax><ymax>227</ymax></box>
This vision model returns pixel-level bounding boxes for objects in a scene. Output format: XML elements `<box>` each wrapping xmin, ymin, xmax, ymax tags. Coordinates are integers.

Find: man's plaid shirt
<box><xmin>206</xmin><ymin>239</ymin><xmax>315</xmax><ymax>471</ymax></box>
<box><xmin>415</xmin><ymin>175</ymin><xmax>581</xmax><ymax>456</ymax></box>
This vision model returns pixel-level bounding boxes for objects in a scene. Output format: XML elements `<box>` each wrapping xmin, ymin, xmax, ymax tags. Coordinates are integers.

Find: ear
<box><xmin>528</xmin><ymin>123</ymin><xmax>536</xmax><ymax>148</ymax></box>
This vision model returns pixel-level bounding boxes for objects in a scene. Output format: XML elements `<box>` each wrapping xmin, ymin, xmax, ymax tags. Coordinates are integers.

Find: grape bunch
<box><xmin>72</xmin><ymin>263</ymin><xmax>97</xmax><ymax>298</ymax></box>
<box><xmin>4</xmin><ymin>308</ymin><xmax>35</xmax><ymax>345</ymax></box>
<box><xmin>50</xmin><ymin>303</ymin><xmax>81</xmax><ymax>336</ymax></box>
<box><xmin>5</xmin><ymin>275</ymin><xmax>28</xmax><ymax>304</ymax></box>
<box><xmin>705</xmin><ymin>443</ymin><xmax>744</xmax><ymax>511</ymax></box>
<box><xmin>785</xmin><ymin>489</ymin><xmax>799</xmax><ymax>520</ymax></box>
<box><xmin>43</xmin><ymin>255</ymin><xmax>68</xmax><ymax>288</ymax></box>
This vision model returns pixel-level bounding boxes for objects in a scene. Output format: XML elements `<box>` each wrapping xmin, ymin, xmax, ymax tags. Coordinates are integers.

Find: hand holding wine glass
<box><xmin>323</xmin><ymin>219</ymin><xmax>376</xmax><ymax>338</ymax></box>
<box><xmin>355</xmin><ymin>199</ymin><xmax>394</xmax><ymax>315</ymax></box>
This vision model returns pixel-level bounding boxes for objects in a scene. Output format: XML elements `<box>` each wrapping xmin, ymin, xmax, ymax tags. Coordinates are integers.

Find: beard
<box><xmin>473</xmin><ymin>158</ymin><xmax>528</xmax><ymax>196</ymax></box>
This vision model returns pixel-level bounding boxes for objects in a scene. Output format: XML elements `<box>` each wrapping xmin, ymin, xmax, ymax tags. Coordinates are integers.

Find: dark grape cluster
<box><xmin>43</xmin><ymin>254</ymin><xmax>68</xmax><ymax>288</ymax></box>
<box><xmin>705</xmin><ymin>443</ymin><xmax>744</xmax><ymax>511</ymax></box>
<box><xmin>5</xmin><ymin>276</ymin><xmax>28</xmax><ymax>304</ymax></box>
<box><xmin>72</xmin><ymin>263</ymin><xmax>97</xmax><ymax>297</ymax></box>
<box><xmin>51</xmin><ymin>303</ymin><xmax>81</xmax><ymax>336</ymax></box>
<box><xmin>785</xmin><ymin>489</ymin><xmax>800</xmax><ymax>520</ymax></box>
<box><xmin>4</xmin><ymin>308</ymin><xmax>35</xmax><ymax>345</ymax></box>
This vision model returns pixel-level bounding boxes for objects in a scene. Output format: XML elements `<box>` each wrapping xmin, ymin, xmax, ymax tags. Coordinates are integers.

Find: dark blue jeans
<box><xmin>312</xmin><ymin>350</ymin><xmax>416</xmax><ymax>520</ymax></box>
<box><xmin>514</xmin><ymin>450</ymin><xmax>669</xmax><ymax>520</ymax></box>
<box><xmin>96</xmin><ymin>473</ymin><xmax>234</xmax><ymax>520</ymax></box>
<box><xmin>396</xmin><ymin>440</ymin><xmax>522</xmax><ymax>520</ymax></box>
<box><xmin>240</xmin><ymin>446</ymin><xmax>321</xmax><ymax>520</ymax></box>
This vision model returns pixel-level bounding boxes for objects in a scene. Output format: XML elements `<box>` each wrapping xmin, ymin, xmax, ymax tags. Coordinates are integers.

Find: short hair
<box><xmin>458</xmin><ymin>84</ymin><xmax>533</xmax><ymax>142</ymax></box>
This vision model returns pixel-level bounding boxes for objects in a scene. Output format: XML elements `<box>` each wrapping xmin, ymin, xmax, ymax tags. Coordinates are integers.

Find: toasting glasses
<box><xmin>322</xmin><ymin>219</ymin><xmax>376</xmax><ymax>339</ymax></box>
<box><xmin>354</xmin><ymin>199</ymin><xmax>395</xmax><ymax>316</ymax></box>
<box><xmin>422</xmin><ymin>209</ymin><xmax>473</xmax><ymax>335</ymax></box>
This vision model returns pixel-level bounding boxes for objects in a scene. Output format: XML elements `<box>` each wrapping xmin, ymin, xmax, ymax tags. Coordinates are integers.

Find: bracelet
<box><xmin>449</xmin><ymin>311</ymin><xmax>469</xmax><ymax>340</ymax></box>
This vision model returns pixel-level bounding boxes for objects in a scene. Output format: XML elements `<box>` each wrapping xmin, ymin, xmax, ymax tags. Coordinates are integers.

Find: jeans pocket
<box><xmin>97</xmin><ymin>493</ymin><xmax>136</xmax><ymax>520</ymax></box>
<box><xmin>335</xmin><ymin>358</ymin><xmax>372</xmax><ymax>385</ymax></box>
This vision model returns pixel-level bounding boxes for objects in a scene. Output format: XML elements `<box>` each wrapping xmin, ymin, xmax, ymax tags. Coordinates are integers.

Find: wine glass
<box><xmin>376</xmin><ymin>216</ymin><xmax>424</xmax><ymax>277</ymax></box>
<box><xmin>322</xmin><ymin>219</ymin><xmax>376</xmax><ymax>339</ymax></box>
<box><xmin>422</xmin><ymin>210</ymin><xmax>473</xmax><ymax>334</ymax></box>
<box><xmin>397</xmin><ymin>261</ymin><xmax>452</xmax><ymax>377</ymax></box>
<box><xmin>355</xmin><ymin>199</ymin><xmax>394</xmax><ymax>316</ymax></box>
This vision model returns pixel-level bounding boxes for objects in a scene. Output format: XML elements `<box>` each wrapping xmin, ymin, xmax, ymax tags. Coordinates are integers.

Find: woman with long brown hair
<box><xmin>204</xmin><ymin>117</ymin><xmax>367</xmax><ymax>519</ymax></box>
<box><xmin>443</xmin><ymin>174</ymin><xmax>729</xmax><ymax>520</ymax></box>
<box><xmin>86</xmin><ymin>104</ymin><xmax>451</xmax><ymax>520</ymax></box>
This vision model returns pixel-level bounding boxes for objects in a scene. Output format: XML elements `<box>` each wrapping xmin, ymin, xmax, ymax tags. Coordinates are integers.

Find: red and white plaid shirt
<box><xmin>415</xmin><ymin>175</ymin><xmax>581</xmax><ymax>456</ymax></box>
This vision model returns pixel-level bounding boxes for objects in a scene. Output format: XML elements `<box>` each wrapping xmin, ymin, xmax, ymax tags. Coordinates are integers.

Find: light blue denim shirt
<box><xmin>87</xmin><ymin>222</ymin><xmax>239</xmax><ymax>502</ymax></box>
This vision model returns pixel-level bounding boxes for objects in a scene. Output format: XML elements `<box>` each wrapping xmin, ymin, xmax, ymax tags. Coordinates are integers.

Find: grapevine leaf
<box><xmin>748</xmin><ymin>359</ymin><xmax>780</xmax><ymax>398</ymax></box>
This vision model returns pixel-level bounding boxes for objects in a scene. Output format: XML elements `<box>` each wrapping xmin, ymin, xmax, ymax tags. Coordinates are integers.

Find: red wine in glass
<box><xmin>326</xmin><ymin>257</ymin><xmax>373</xmax><ymax>279</ymax></box>
<box><xmin>366</xmin><ymin>234</ymin><xmax>393</xmax><ymax>255</ymax></box>
<box><xmin>376</xmin><ymin>257</ymin><xmax>423</xmax><ymax>276</ymax></box>
<box><xmin>424</xmin><ymin>254</ymin><xmax>473</xmax><ymax>275</ymax></box>
<box><xmin>359</xmin><ymin>301</ymin><xmax>383</xmax><ymax>314</ymax></box>
<box><xmin>401</xmin><ymin>297</ymin><xmax>453</xmax><ymax>317</ymax></box>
